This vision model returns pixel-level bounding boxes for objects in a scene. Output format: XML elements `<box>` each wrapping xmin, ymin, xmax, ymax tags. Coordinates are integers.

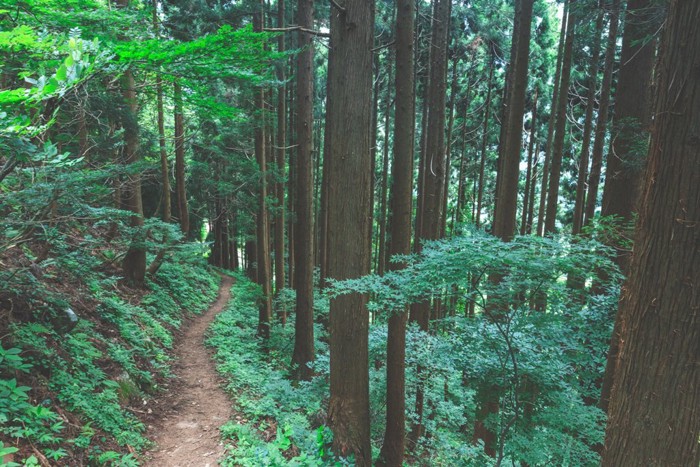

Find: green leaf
<box><xmin>55</xmin><ymin>64</ymin><xmax>67</xmax><ymax>82</ymax></box>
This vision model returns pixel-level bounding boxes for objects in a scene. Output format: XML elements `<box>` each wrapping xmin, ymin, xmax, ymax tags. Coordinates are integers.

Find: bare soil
<box><xmin>141</xmin><ymin>275</ymin><xmax>234</xmax><ymax>467</ymax></box>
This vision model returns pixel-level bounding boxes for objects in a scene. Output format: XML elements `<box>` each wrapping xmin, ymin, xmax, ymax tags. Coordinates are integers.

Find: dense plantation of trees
<box><xmin>1</xmin><ymin>0</ymin><xmax>697</xmax><ymax>465</ymax></box>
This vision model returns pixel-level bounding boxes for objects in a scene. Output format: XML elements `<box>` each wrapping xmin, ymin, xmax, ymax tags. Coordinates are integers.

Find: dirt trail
<box><xmin>142</xmin><ymin>275</ymin><xmax>234</xmax><ymax>467</ymax></box>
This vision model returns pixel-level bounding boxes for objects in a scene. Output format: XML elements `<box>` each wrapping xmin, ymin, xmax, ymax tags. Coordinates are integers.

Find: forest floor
<box><xmin>141</xmin><ymin>275</ymin><xmax>234</xmax><ymax>466</ymax></box>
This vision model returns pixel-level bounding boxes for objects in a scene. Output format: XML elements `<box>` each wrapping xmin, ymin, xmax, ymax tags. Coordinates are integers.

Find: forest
<box><xmin>0</xmin><ymin>0</ymin><xmax>698</xmax><ymax>465</ymax></box>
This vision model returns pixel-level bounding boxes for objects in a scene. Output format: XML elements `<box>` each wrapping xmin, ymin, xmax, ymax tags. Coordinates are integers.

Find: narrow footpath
<box><xmin>142</xmin><ymin>275</ymin><xmax>234</xmax><ymax>467</ymax></box>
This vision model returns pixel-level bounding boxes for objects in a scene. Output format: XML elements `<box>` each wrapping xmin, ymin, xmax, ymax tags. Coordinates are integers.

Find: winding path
<box><xmin>142</xmin><ymin>275</ymin><xmax>233</xmax><ymax>466</ymax></box>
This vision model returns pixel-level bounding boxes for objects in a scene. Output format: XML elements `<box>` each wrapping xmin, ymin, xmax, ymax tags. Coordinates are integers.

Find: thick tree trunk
<box><xmin>174</xmin><ymin>81</ymin><xmax>190</xmax><ymax>236</ymax></box>
<box><xmin>600</xmin><ymin>0</ymin><xmax>656</xmax><ymax>269</ymax></box>
<box><xmin>584</xmin><ymin>0</ymin><xmax>619</xmax><ymax>227</ymax></box>
<box><xmin>602</xmin><ymin>4</ymin><xmax>700</xmax><ymax>464</ymax></box>
<box><xmin>325</xmin><ymin>0</ymin><xmax>374</xmax><ymax>461</ymax></box>
<box><xmin>121</xmin><ymin>69</ymin><xmax>146</xmax><ymax>286</ymax></box>
<box><xmin>544</xmin><ymin>2</ymin><xmax>575</xmax><ymax>234</ymax></box>
<box><xmin>291</xmin><ymin>0</ymin><xmax>315</xmax><ymax>381</ymax></box>
<box><xmin>493</xmin><ymin>0</ymin><xmax>533</xmax><ymax>242</ymax></box>
<box><xmin>376</xmin><ymin>0</ymin><xmax>414</xmax><ymax>462</ymax></box>
<box><xmin>598</xmin><ymin>0</ymin><xmax>659</xmax><ymax>415</ymax></box>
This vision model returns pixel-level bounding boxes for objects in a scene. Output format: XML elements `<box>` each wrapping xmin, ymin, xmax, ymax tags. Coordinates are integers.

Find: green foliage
<box><xmin>208</xmin><ymin>272</ymin><xmax>346</xmax><ymax>466</ymax></box>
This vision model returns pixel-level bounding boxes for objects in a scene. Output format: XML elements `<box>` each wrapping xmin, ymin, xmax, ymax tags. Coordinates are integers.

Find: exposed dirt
<box><xmin>141</xmin><ymin>275</ymin><xmax>234</xmax><ymax>467</ymax></box>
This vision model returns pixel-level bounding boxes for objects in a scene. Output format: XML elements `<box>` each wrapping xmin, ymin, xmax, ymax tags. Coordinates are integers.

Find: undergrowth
<box><xmin>209</xmin><ymin>231</ymin><xmax>617</xmax><ymax>466</ymax></box>
<box><xmin>0</xmin><ymin>253</ymin><xmax>219</xmax><ymax>465</ymax></box>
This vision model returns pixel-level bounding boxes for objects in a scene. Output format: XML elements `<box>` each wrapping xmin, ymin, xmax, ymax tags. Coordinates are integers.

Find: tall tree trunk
<box><xmin>325</xmin><ymin>0</ymin><xmax>374</xmax><ymax>461</ymax></box>
<box><xmin>477</xmin><ymin>1</ymin><xmax>534</xmax><ymax>457</ymax></box>
<box><xmin>409</xmin><ymin>0</ymin><xmax>450</xmax><ymax>328</ymax></box>
<box><xmin>152</xmin><ymin>0</ymin><xmax>171</xmax><ymax>223</ymax></box>
<box><xmin>254</xmin><ymin>7</ymin><xmax>273</xmax><ymax>341</ymax></box>
<box><xmin>121</xmin><ymin>69</ymin><xmax>146</xmax><ymax>285</ymax></box>
<box><xmin>544</xmin><ymin>2</ymin><xmax>575</xmax><ymax>234</ymax></box>
<box><xmin>287</xmin><ymin>67</ymin><xmax>296</xmax><ymax>288</ymax></box>
<box><xmin>572</xmin><ymin>7</ymin><xmax>604</xmax><ymax>235</ymax></box>
<box><xmin>602</xmin><ymin>4</ymin><xmax>700</xmax><ymax>464</ymax></box>
<box><xmin>174</xmin><ymin>81</ymin><xmax>190</xmax><ymax>236</ymax></box>
<box><xmin>377</xmin><ymin>61</ymin><xmax>393</xmax><ymax>277</ymax></box>
<box><xmin>598</xmin><ymin>0</ymin><xmax>658</xmax><ymax>414</ymax></box>
<box><xmin>584</xmin><ymin>0</ymin><xmax>620</xmax><ymax>227</ymax></box>
<box><xmin>441</xmin><ymin>55</ymin><xmax>459</xmax><ymax>238</ymax></box>
<box><xmin>291</xmin><ymin>0</ymin><xmax>315</xmax><ymax>381</ymax></box>
<box><xmin>600</xmin><ymin>0</ymin><xmax>656</xmax><ymax>269</ymax></box>
<box><xmin>274</xmin><ymin>0</ymin><xmax>287</xmax><ymax>296</ymax></box>
<box><xmin>493</xmin><ymin>0</ymin><xmax>533</xmax><ymax>242</ymax></box>
<box><xmin>521</xmin><ymin>90</ymin><xmax>537</xmax><ymax>235</ymax></box>
<box><xmin>377</xmin><ymin>0</ymin><xmax>414</xmax><ymax>462</ymax></box>
<box><xmin>537</xmin><ymin>0</ymin><xmax>568</xmax><ymax>236</ymax></box>
<box><xmin>408</xmin><ymin>0</ymin><xmax>451</xmax><ymax>444</ymax></box>
<box><xmin>476</xmin><ymin>51</ymin><xmax>495</xmax><ymax>228</ymax></box>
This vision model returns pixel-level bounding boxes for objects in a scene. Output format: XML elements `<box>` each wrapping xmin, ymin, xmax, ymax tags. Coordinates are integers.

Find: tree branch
<box><xmin>264</xmin><ymin>26</ymin><xmax>330</xmax><ymax>38</ymax></box>
<box><xmin>329</xmin><ymin>0</ymin><xmax>346</xmax><ymax>14</ymax></box>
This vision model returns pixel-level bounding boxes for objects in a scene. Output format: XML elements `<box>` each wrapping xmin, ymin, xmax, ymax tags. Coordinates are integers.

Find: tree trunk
<box><xmin>254</xmin><ymin>6</ymin><xmax>273</xmax><ymax>341</ymax></box>
<box><xmin>152</xmin><ymin>0</ymin><xmax>171</xmax><ymax>223</ymax></box>
<box><xmin>584</xmin><ymin>0</ymin><xmax>620</xmax><ymax>227</ymax></box>
<box><xmin>476</xmin><ymin>51</ymin><xmax>495</xmax><ymax>228</ymax></box>
<box><xmin>537</xmin><ymin>0</ymin><xmax>568</xmax><ymax>236</ymax></box>
<box><xmin>409</xmin><ymin>0</ymin><xmax>450</xmax><ymax>329</ymax></box>
<box><xmin>600</xmin><ymin>0</ymin><xmax>656</xmax><ymax>269</ymax></box>
<box><xmin>274</xmin><ymin>0</ymin><xmax>287</xmax><ymax>296</ymax></box>
<box><xmin>408</xmin><ymin>0</ymin><xmax>451</xmax><ymax>445</ymax></box>
<box><xmin>602</xmin><ymin>4</ymin><xmax>700</xmax><ymax>464</ymax></box>
<box><xmin>572</xmin><ymin>7</ymin><xmax>603</xmax><ymax>235</ymax></box>
<box><xmin>544</xmin><ymin>2</ymin><xmax>575</xmax><ymax>234</ymax></box>
<box><xmin>377</xmin><ymin>61</ymin><xmax>393</xmax><ymax>277</ymax></box>
<box><xmin>521</xmin><ymin>90</ymin><xmax>537</xmax><ymax>235</ymax></box>
<box><xmin>325</xmin><ymin>0</ymin><xmax>374</xmax><ymax>461</ymax></box>
<box><xmin>174</xmin><ymin>81</ymin><xmax>189</xmax><ymax>236</ymax></box>
<box><xmin>120</xmin><ymin>68</ymin><xmax>146</xmax><ymax>286</ymax></box>
<box><xmin>376</xmin><ymin>0</ymin><xmax>414</xmax><ymax>462</ymax></box>
<box><xmin>493</xmin><ymin>0</ymin><xmax>533</xmax><ymax>242</ymax></box>
<box><xmin>291</xmin><ymin>0</ymin><xmax>315</xmax><ymax>381</ymax></box>
<box><xmin>598</xmin><ymin>0</ymin><xmax>659</xmax><ymax>415</ymax></box>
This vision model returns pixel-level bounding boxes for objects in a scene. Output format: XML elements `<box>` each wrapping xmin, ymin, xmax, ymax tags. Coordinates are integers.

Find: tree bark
<box><xmin>120</xmin><ymin>68</ymin><xmax>146</xmax><ymax>286</ymax></box>
<box><xmin>600</xmin><ymin>0</ymin><xmax>656</xmax><ymax>269</ymax></box>
<box><xmin>602</xmin><ymin>4</ymin><xmax>700</xmax><ymax>464</ymax></box>
<box><xmin>493</xmin><ymin>0</ymin><xmax>533</xmax><ymax>242</ymax></box>
<box><xmin>408</xmin><ymin>0</ymin><xmax>451</xmax><ymax>445</ymax></box>
<box><xmin>521</xmin><ymin>90</ymin><xmax>537</xmax><ymax>235</ymax></box>
<box><xmin>572</xmin><ymin>7</ymin><xmax>604</xmax><ymax>235</ymax></box>
<box><xmin>476</xmin><ymin>50</ymin><xmax>495</xmax><ymax>228</ymax></box>
<box><xmin>537</xmin><ymin>0</ymin><xmax>568</xmax><ymax>236</ymax></box>
<box><xmin>325</xmin><ymin>0</ymin><xmax>374</xmax><ymax>461</ymax></box>
<box><xmin>376</xmin><ymin>61</ymin><xmax>393</xmax><ymax>277</ymax></box>
<box><xmin>291</xmin><ymin>0</ymin><xmax>315</xmax><ymax>381</ymax></box>
<box><xmin>598</xmin><ymin>0</ymin><xmax>659</xmax><ymax>414</ymax></box>
<box><xmin>174</xmin><ymin>81</ymin><xmax>190</xmax><ymax>236</ymax></box>
<box><xmin>584</xmin><ymin>0</ymin><xmax>620</xmax><ymax>227</ymax></box>
<box><xmin>254</xmin><ymin>7</ymin><xmax>273</xmax><ymax>341</ymax></box>
<box><xmin>376</xmin><ymin>0</ymin><xmax>414</xmax><ymax>462</ymax></box>
<box><xmin>544</xmin><ymin>1</ymin><xmax>575</xmax><ymax>234</ymax></box>
<box><xmin>274</xmin><ymin>0</ymin><xmax>287</xmax><ymax>296</ymax></box>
